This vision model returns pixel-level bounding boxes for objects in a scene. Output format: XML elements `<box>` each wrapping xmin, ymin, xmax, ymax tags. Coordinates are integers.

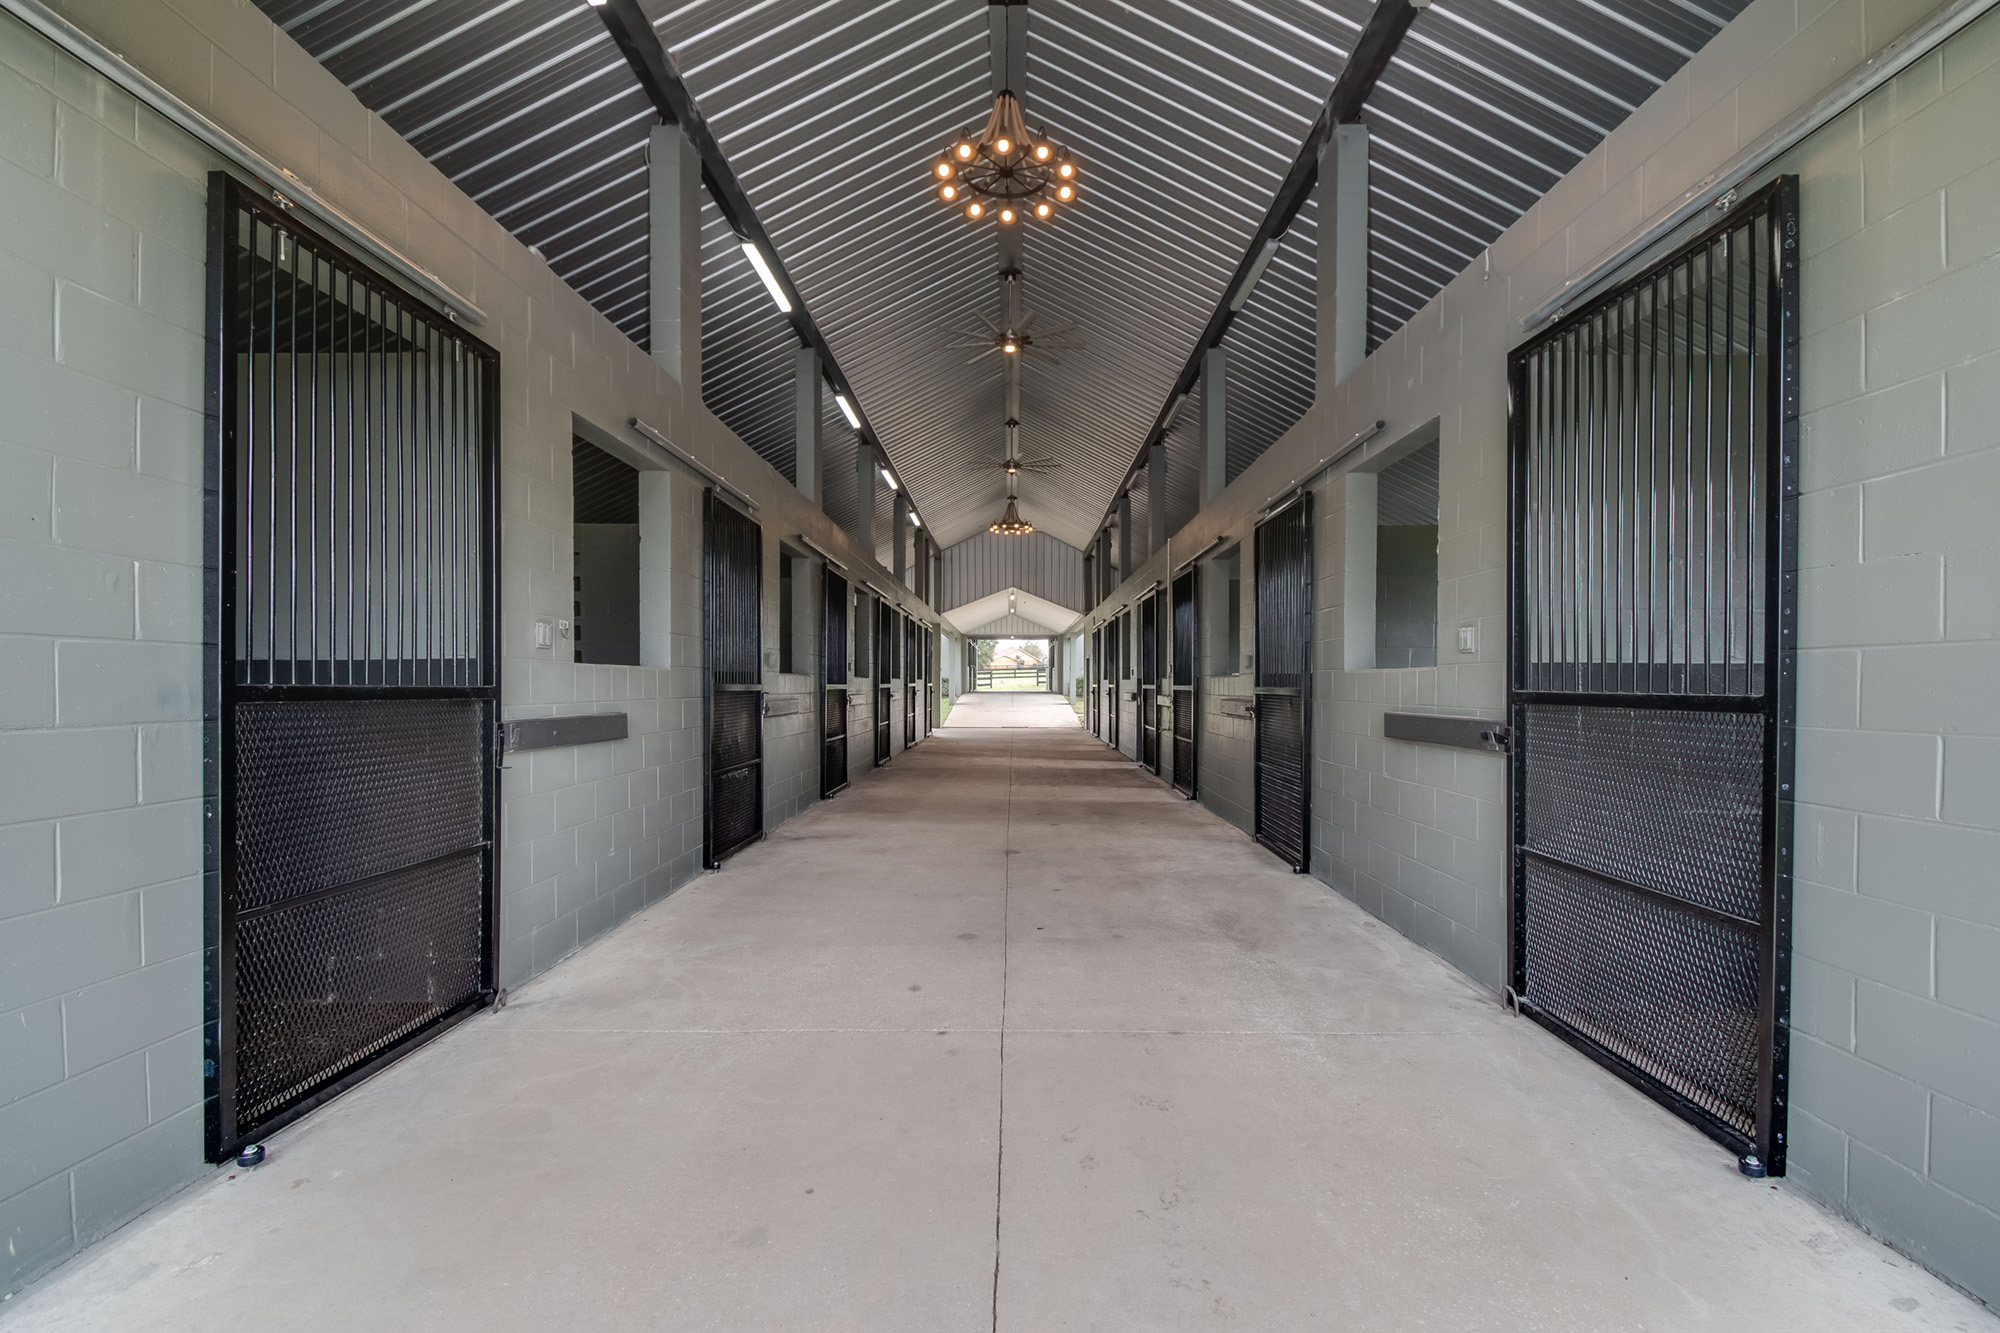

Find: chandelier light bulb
<box><xmin>1035</xmin><ymin>202</ymin><xmax>1051</xmax><ymax>218</ymax></box>
<box><xmin>1057</xmin><ymin>184</ymin><xmax>1073</xmax><ymax>201</ymax></box>
<box><xmin>956</xmin><ymin>141</ymin><xmax>974</xmax><ymax>160</ymax></box>
<box><xmin>935</xmin><ymin>161</ymin><xmax>953</xmax><ymax>178</ymax></box>
<box><xmin>966</xmin><ymin>201</ymin><xmax>983</xmax><ymax>219</ymax></box>
<box><xmin>940</xmin><ymin>184</ymin><xmax>957</xmax><ymax>200</ymax></box>
<box><xmin>995</xmin><ymin>137</ymin><xmax>1011</xmax><ymax>155</ymax></box>
<box><xmin>1034</xmin><ymin>143</ymin><xmax>1050</xmax><ymax>160</ymax></box>
<box><xmin>999</xmin><ymin>207</ymin><xmax>1016</xmax><ymax>224</ymax></box>
<box><xmin>1058</xmin><ymin>161</ymin><xmax>1074</xmax><ymax>178</ymax></box>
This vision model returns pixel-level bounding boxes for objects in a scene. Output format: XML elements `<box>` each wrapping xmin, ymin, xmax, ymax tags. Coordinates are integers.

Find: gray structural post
<box><xmin>855</xmin><ymin>445</ymin><xmax>877</xmax><ymax>558</ymax></box>
<box><xmin>648</xmin><ymin>124</ymin><xmax>702</xmax><ymax>387</ymax></box>
<box><xmin>1148</xmin><ymin>439</ymin><xmax>1167</xmax><ymax>558</ymax></box>
<box><xmin>893</xmin><ymin>491</ymin><xmax>909</xmax><ymax>585</ymax></box>
<box><xmin>1201</xmin><ymin>346</ymin><xmax>1227</xmax><ymax>503</ymax></box>
<box><xmin>1117</xmin><ymin>491</ymin><xmax>1133</xmax><ymax>579</ymax></box>
<box><xmin>1328</xmin><ymin>123</ymin><xmax>1370</xmax><ymax>386</ymax></box>
<box><xmin>794</xmin><ymin>346</ymin><xmax>823</xmax><ymax>504</ymax></box>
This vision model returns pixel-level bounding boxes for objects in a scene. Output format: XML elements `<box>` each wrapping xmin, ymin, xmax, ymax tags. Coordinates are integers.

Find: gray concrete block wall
<box><xmin>1777</xmin><ymin>21</ymin><xmax>2000</xmax><ymax>1299</ymax></box>
<box><xmin>0</xmin><ymin>13</ymin><xmax>209</xmax><ymax>1289</ymax></box>
<box><xmin>0</xmin><ymin>0</ymin><xmax>947</xmax><ymax>1298</ymax></box>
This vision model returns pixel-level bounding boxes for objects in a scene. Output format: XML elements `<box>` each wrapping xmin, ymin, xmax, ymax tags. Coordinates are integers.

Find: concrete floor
<box><xmin>6</xmin><ymin>691</ymin><xmax>1991</xmax><ymax>1331</ymax></box>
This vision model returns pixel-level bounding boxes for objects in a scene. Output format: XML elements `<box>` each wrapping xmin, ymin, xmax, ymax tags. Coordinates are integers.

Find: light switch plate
<box><xmin>1457</xmin><ymin>624</ymin><xmax>1477</xmax><ymax>654</ymax></box>
<box><xmin>533</xmin><ymin>620</ymin><xmax>553</xmax><ymax>649</ymax></box>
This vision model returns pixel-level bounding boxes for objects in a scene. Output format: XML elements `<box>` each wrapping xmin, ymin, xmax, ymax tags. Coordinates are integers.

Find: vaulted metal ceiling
<box><xmin>258</xmin><ymin>0</ymin><xmax>1747</xmax><ymax>554</ymax></box>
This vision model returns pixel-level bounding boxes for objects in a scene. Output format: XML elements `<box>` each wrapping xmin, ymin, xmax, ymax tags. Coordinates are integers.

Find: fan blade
<box><xmin>964</xmin><ymin>348</ymin><xmax>1000</xmax><ymax>365</ymax></box>
<box><xmin>1018</xmin><ymin>308</ymin><xmax>1039</xmax><ymax>333</ymax></box>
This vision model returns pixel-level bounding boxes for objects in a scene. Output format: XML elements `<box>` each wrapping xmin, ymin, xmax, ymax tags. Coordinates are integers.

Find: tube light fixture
<box><xmin>880</xmin><ymin>467</ymin><xmax>898</xmax><ymax>490</ymax></box>
<box><xmin>739</xmin><ymin>241</ymin><xmax>791</xmax><ymax>312</ymax></box>
<box><xmin>834</xmin><ymin>393</ymin><xmax>861</xmax><ymax>429</ymax></box>
<box><xmin>1230</xmin><ymin>235</ymin><xmax>1283</xmax><ymax>312</ymax></box>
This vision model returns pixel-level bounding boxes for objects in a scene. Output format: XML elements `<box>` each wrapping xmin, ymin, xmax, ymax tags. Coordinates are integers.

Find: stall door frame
<box><xmin>1172</xmin><ymin>567</ymin><xmax>1199</xmax><ymax>798</ymax></box>
<box><xmin>205</xmin><ymin>174</ymin><xmax>500</xmax><ymax>1161</ymax></box>
<box><xmin>702</xmin><ymin>489</ymin><xmax>763</xmax><ymax>867</ymax></box>
<box><xmin>820</xmin><ymin>567</ymin><xmax>849</xmax><ymax>799</ymax></box>
<box><xmin>874</xmin><ymin>598</ymin><xmax>893</xmax><ymax>766</ymax></box>
<box><xmin>1253</xmin><ymin>493</ymin><xmax>1313</xmax><ymax>871</ymax></box>
<box><xmin>1139</xmin><ymin>592</ymin><xmax>1161</xmax><ymax>775</ymax></box>
<box><xmin>1506</xmin><ymin>176</ymin><xmax>1799</xmax><ymax>1174</ymax></box>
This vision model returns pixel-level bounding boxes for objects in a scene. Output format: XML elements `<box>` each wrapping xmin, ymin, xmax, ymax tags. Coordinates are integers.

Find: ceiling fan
<box><xmin>954</xmin><ymin>419</ymin><xmax>1060</xmax><ymax>477</ymax></box>
<box><xmin>946</xmin><ymin>306</ymin><xmax>1081</xmax><ymax>367</ymax></box>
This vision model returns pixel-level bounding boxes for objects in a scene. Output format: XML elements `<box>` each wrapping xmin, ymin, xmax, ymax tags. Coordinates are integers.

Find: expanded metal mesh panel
<box><xmin>1524</xmin><ymin>705</ymin><xmax>1767</xmax><ymax>921</ymax></box>
<box><xmin>876</xmin><ymin>685</ymin><xmax>893</xmax><ymax>764</ymax></box>
<box><xmin>233</xmin><ymin>700</ymin><xmax>483</xmax><ymax>913</ymax></box>
<box><xmin>1523</xmin><ymin>858</ymin><xmax>1761</xmax><ymax>1135</ymax></box>
<box><xmin>1255</xmin><ymin>693</ymin><xmax>1307</xmax><ymax>868</ymax></box>
<box><xmin>233</xmin><ymin>852</ymin><xmax>483</xmax><ymax>1125</ymax></box>
<box><xmin>821</xmin><ymin>572</ymin><xmax>849</xmax><ymax>686</ymax></box>
<box><xmin>823</xmin><ymin>735</ymin><xmax>847</xmax><ymax>793</ymax></box>
<box><xmin>1518</xmin><ymin>200</ymin><xmax>1777</xmax><ymax>698</ymax></box>
<box><xmin>224</xmin><ymin>196</ymin><xmax>492</xmax><ymax>688</ymax></box>
<box><xmin>823</xmin><ymin>688</ymin><xmax>848</xmax><ymax>742</ymax></box>
<box><xmin>710</xmin><ymin>765</ymin><xmax>760</xmax><ymax>860</ymax></box>
<box><xmin>711</xmin><ymin>690</ymin><xmax>761</xmax><ymax>775</ymax></box>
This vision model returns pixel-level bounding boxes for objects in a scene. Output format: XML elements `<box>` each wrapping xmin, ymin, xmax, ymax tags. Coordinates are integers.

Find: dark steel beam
<box><xmin>1092</xmin><ymin>0</ymin><xmax>1421</xmax><ymax>535</ymax></box>
<box><xmin>595</xmin><ymin>0</ymin><xmax>920</xmax><ymax>516</ymax></box>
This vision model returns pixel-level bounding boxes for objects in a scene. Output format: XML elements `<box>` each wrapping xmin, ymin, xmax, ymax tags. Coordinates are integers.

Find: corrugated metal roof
<box><xmin>939</xmin><ymin>529</ymin><xmax>1084</xmax><ymax>612</ymax></box>
<box><xmin>258</xmin><ymin>0</ymin><xmax>1748</xmax><ymax>557</ymax></box>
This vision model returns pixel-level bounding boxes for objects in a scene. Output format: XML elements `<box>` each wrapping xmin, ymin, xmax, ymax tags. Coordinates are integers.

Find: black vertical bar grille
<box><xmin>1253</xmin><ymin>494</ymin><xmax>1313</xmax><ymax>870</ymax></box>
<box><xmin>904</xmin><ymin>613</ymin><xmax>918</xmax><ymax>748</ymax></box>
<box><xmin>1508</xmin><ymin>177</ymin><xmax>1798</xmax><ymax>1173</ymax></box>
<box><xmin>820</xmin><ymin>569</ymin><xmax>849</xmax><ymax>799</ymax></box>
<box><xmin>1172</xmin><ymin>567</ymin><xmax>1198</xmax><ymax>798</ymax></box>
<box><xmin>703</xmin><ymin>490</ymin><xmax>763</xmax><ymax>865</ymax></box>
<box><xmin>1088</xmin><ymin>628</ymin><xmax>1101</xmax><ymax>737</ymax></box>
<box><xmin>205</xmin><ymin>174</ymin><xmax>500</xmax><ymax>1163</ymax></box>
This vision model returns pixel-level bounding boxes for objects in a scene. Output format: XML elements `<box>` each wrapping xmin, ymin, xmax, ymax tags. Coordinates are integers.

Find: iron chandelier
<box><xmin>933</xmin><ymin>91</ymin><xmax>1078</xmax><ymax>224</ymax></box>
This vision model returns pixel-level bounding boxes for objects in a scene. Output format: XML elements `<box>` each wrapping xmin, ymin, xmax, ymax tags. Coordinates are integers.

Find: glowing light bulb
<box><xmin>966</xmin><ymin>201</ymin><xmax>983</xmax><ymax>219</ymax></box>
<box><xmin>956</xmin><ymin>141</ymin><xmax>974</xmax><ymax>160</ymax></box>
<box><xmin>1035</xmin><ymin>202</ymin><xmax>1051</xmax><ymax>218</ymax></box>
<box><xmin>935</xmin><ymin>161</ymin><xmax>953</xmax><ymax>178</ymax></box>
<box><xmin>1003</xmin><ymin>340</ymin><xmax>1018</xmax><ymax>354</ymax></box>
<box><xmin>940</xmin><ymin>184</ymin><xmax>957</xmax><ymax>200</ymax></box>
<box><xmin>1057</xmin><ymin>184</ymin><xmax>1073</xmax><ymax>201</ymax></box>
<box><xmin>1034</xmin><ymin>143</ymin><xmax>1050</xmax><ymax>160</ymax></box>
<box><xmin>999</xmin><ymin>207</ymin><xmax>1016</xmax><ymax>224</ymax></box>
<box><xmin>1058</xmin><ymin>162</ymin><xmax>1074</xmax><ymax>178</ymax></box>
<box><xmin>995</xmin><ymin>137</ymin><xmax>1011</xmax><ymax>154</ymax></box>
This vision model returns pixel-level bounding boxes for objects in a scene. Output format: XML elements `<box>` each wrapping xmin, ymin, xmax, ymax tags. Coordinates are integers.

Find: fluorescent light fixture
<box><xmin>739</xmin><ymin>241</ymin><xmax>791</xmax><ymax>312</ymax></box>
<box><xmin>880</xmin><ymin>468</ymin><xmax>898</xmax><ymax>490</ymax></box>
<box><xmin>834</xmin><ymin>393</ymin><xmax>861</xmax><ymax>429</ymax></box>
<box><xmin>1230</xmin><ymin>235</ymin><xmax>1283</xmax><ymax>311</ymax></box>
<box><xmin>909</xmin><ymin>513</ymin><xmax>922</xmax><ymax>527</ymax></box>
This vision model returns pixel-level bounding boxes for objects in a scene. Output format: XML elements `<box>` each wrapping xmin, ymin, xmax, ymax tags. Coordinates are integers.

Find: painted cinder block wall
<box><xmin>1072</xmin><ymin>0</ymin><xmax>2000</xmax><ymax>1305</ymax></box>
<box><xmin>0</xmin><ymin>0</ymin><xmax>940</xmax><ymax>1297</ymax></box>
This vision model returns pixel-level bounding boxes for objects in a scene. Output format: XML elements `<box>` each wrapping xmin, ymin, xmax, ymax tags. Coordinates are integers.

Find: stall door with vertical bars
<box><xmin>206</xmin><ymin>175</ymin><xmax>499</xmax><ymax>1161</ymax></box>
<box><xmin>1089</xmin><ymin>629</ymin><xmax>1101</xmax><ymax>737</ymax></box>
<box><xmin>820</xmin><ymin>568</ymin><xmax>849</xmax><ymax>799</ymax></box>
<box><xmin>1254</xmin><ymin>494</ymin><xmax>1312</xmax><ymax>871</ymax></box>
<box><xmin>875</xmin><ymin>599</ymin><xmax>893</xmax><ymax>766</ymax></box>
<box><xmin>1172</xmin><ymin>568</ymin><xmax>1198</xmax><ymax>798</ymax></box>
<box><xmin>1508</xmin><ymin>177</ymin><xmax>1798</xmax><ymax>1173</ymax></box>
<box><xmin>1139</xmin><ymin>593</ymin><xmax>1160</xmax><ymax>774</ymax></box>
<box><xmin>1105</xmin><ymin>616</ymin><xmax>1121</xmax><ymax>751</ymax></box>
<box><xmin>703</xmin><ymin>490</ymin><xmax>762</xmax><ymax>865</ymax></box>
<box><xmin>904</xmin><ymin>612</ymin><xmax>919</xmax><ymax>747</ymax></box>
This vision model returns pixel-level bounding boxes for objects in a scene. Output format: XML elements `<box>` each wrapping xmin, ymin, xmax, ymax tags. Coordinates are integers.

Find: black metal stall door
<box><xmin>1508</xmin><ymin>178</ymin><xmax>1797</xmax><ymax>1174</ymax></box>
<box><xmin>1105</xmin><ymin>615</ymin><xmax>1120</xmax><ymax>751</ymax></box>
<box><xmin>820</xmin><ymin>569</ymin><xmax>849</xmax><ymax>799</ymax></box>
<box><xmin>206</xmin><ymin>175</ymin><xmax>499</xmax><ymax>1161</ymax></box>
<box><xmin>1088</xmin><ymin>630</ymin><xmax>1100</xmax><ymax>736</ymax></box>
<box><xmin>1172</xmin><ymin>567</ymin><xmax>1198</xmax><ymax>798</ymax></box>
<box><xmin>875</xmin><ymin>600</ymin><xmax>893</xmax><ymax>765</ymax></box>
<box><xmin>704</xmin><ymin>490</ymin><xmax>763</xmax><ymax>865</ymax></box>
<box><xmin>904</xmin><ymin>613</ymin><xmax>919</xmax><ymax>747</ymax></box>
<box><xmin>1139</xmin><ymin>593</ymin><xmax>1161</xmax><ymax>774</ymax></box>
<box><xmin>1254</xmin><ymin>494</ymin><xmax>1312</xmax><ymax>871</ymax></box>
